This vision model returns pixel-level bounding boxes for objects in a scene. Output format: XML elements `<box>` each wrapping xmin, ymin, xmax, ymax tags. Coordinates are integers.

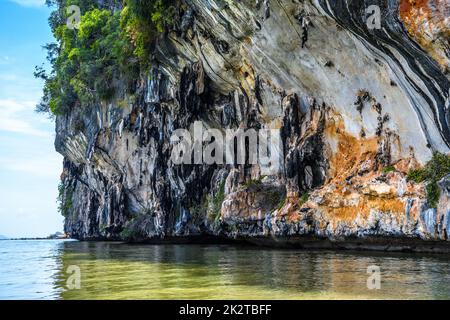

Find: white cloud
<box><xmin>0</xmin><ymin>156</ymin><xmax>62</xmax><ymax>178</ymax></box>
<box><xmin>0</xmin><ymin>74</ymin><xmax>19</xmax><ymax>81</ymax></box>
<box><xmin>9</xmin><ymin>0</ymin><xmax>46</xmax><ymax>7</ymax></box>
<box><xmin>0</xmin><ymin>56</ymin><xmax>13</xmax><ymax>66</ymax></box>
<box><xmin>0</xmin><ymin>98</ymin><xmax>50</xmax><ymax>137</ymax></box>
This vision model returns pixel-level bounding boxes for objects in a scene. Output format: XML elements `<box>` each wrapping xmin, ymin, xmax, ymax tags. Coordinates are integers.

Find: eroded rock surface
<box><xmin>57</xmin><ymin>0</ymin><xmax>450</xmax><ymax>251</ymax></box>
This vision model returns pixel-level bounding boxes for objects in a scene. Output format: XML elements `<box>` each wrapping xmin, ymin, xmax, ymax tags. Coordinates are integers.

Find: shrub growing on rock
<box><xmin>407</xmin><ymin>152</ymin><xmax>450</xmax><ymax>208</ymax></box>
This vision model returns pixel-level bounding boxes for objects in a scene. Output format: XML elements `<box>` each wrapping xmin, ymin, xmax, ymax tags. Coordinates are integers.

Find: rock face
<box><xmin>57</xmin><ymin>0</ymin><xmax>450</xmax><ymax>251</ymax></box>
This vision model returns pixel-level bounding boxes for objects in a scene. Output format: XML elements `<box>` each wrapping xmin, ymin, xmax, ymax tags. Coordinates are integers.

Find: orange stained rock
<box><xmin>327</xmin><ymin>196</ymin><xmax>407</xmax><ymax>222</ymax></box>
<box><xmin>324</xmin><ymin>115</ymin><xmax>378</xmax><ymax>182</ymax></box>
<box><xmin>399</xmin><ymin>0</ymin><xmax>432</xmax><ymax>27</ymax></box>
<box><xmin>399</xmin><ymin>0</ymin><xmax>450</xmax><ymax>70</ymax></box>
<box><xmin>295</xmin><ymin>112</ymin><xmax>425</xmax><ymax>223</ymax></box>
<box><xmin>231</xmin><ymin>109</ymin><xmax>426</xmax><ymax>226</ymax></box>
<box><xmin>282</xmin><ymin>196</ymin><xmax>305</xmax><ymax>223</ymax></box>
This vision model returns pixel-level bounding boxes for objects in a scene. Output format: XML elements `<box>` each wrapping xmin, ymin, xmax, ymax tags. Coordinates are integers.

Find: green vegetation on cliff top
<box><xmin>35</xmin><ymin>0</ymin><xmax>173</xmax><ymax>115</ymax></box>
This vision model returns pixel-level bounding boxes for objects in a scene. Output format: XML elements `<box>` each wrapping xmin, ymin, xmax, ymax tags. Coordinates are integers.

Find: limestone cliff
<box><xmin>54</xmin><ymin>0</ymin><xmax>450</xmax><ymax>252</ymax></box>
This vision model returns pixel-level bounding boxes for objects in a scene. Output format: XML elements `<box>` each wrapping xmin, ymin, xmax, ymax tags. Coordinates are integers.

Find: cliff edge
<box><xmin>44</xmin><ymin>0</ymin><xmax>450</xmax><ymax>252</ymax></box>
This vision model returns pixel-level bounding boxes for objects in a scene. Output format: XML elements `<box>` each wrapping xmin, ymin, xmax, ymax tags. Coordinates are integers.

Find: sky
<box><xmin>0</xmin><ymin>0</ymin><xmax>64</xmax><ymax>237</ymax></box>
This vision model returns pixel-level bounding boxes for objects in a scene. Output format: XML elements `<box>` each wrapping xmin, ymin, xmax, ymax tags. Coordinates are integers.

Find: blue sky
<box><xmin>0</xmin><ymin>0</ymin><xmax>63</xmax><ymax>237</ymax></box>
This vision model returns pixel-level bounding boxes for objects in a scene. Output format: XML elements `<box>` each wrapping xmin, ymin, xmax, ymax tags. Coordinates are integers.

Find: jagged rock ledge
<box><xmin>56</xmin><ymin>0</ymin><xmax>450</xmax><ymax>253</ymax></box>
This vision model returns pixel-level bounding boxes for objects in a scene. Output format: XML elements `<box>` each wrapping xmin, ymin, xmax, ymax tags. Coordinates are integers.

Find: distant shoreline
<box><xmin>0</xmin><ymin>238</ymin><xmax>70</xmax><ymax>241</ymax></box>
<box><xmin>0</xmin><ymin>233</ymin><xmax>70</xmax><ymax>241</ymax></box>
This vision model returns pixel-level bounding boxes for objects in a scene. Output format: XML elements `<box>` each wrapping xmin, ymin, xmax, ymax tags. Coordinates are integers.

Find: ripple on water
<box><xmin>0</xmin><ymin>240</ymin><xmax>449</xmax><ymax>300</ymax></box>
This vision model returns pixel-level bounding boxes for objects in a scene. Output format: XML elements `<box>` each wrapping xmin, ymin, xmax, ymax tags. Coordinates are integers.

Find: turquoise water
<box><xmin>0</xmin><ymin>240</ymin><xmax>449</xmax><ymax>300</ymax></box>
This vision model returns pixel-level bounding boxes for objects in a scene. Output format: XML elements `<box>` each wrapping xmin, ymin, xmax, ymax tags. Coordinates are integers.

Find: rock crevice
<box><xmin>56</xmin><ymin>0</ymin><xmax>450</xmax><ymax>251</ymax></box>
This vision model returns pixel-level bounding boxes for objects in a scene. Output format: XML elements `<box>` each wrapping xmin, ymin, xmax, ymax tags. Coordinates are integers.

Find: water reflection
<box><xmin>53</xmin><ymin>242</ymin><xmax>450</xmax><ymax>300</ymax></box>
<box><xmin>0</xmin><ymin>240</ymin><xmax>449</xmax><ymax>299</ymax></box>
<box><xmin>0</xmin><ymin>240</ymin><xmax>65</xmax><ymax>300</ymax></box>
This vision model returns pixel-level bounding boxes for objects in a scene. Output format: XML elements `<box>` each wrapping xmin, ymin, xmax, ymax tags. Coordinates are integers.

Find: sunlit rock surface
<box><xmin>56</xmin><ymin>0</ymin><xmax>450</xmax><ymax>251</ymax></box>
